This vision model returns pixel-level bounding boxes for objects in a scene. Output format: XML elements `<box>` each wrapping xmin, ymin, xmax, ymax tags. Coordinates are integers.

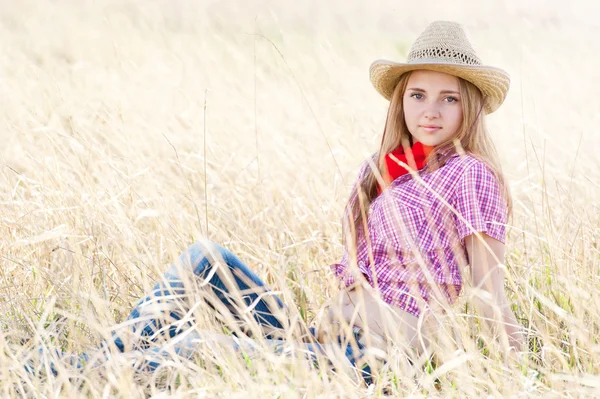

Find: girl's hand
<box><xmin>465</xmin><ymin>232</ymin><xmax>526</xmax><ymax>353</ymax></box>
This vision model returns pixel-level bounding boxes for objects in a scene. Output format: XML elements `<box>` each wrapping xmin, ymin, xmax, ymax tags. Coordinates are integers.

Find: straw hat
<box><xmin>369</xmin><ymin>21</ymin><xmax>510</xmax><ymax>114</ymax></box>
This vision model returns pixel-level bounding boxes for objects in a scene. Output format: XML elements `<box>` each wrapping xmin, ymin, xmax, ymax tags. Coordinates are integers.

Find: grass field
<box><xmin>1</xmin><ymin>0</ymin><xmax>600</xmax><ymax>397</ymax></box>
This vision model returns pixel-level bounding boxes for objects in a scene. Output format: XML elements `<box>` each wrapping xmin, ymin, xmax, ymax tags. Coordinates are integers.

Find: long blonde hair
<box><xmin>343</xmin><ymin>71</ymin><xmax>512</xmax><ymax>248</ymax></box>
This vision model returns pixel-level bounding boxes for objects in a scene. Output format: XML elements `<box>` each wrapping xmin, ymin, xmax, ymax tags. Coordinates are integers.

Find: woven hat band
<box><xmin>407</xmin><ymin>49</ymin><xmax>482</xmax><ymax>66</ymax></box>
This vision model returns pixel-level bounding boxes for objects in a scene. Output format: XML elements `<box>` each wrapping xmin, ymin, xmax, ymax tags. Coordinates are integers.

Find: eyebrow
<box><xmin>407</xmin><ymin>87</ymin><xmax>460</xmax><ymax>94</ymax></box>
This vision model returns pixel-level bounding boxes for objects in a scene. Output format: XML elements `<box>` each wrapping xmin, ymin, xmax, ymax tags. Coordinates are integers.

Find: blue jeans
<box><xmin>113</xmin><ymin>240</ymin><xmax>293</xmax><ymax>351</ymax></box>
<box><xmin>28</xmin><ymin>241</ymin><xmax>374</xmax><ymax>385</ymax></box>
<box><xmin>118</xmin><ymin>241</ymin><xmax>373</xmax><ymax>384</ymax></box>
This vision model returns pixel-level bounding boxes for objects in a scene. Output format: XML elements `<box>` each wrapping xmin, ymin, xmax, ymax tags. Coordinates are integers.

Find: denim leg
<box><xmin>26</xmin><ymin>241</ymin><xmax>376</xmax><ymax>384</ymax></box>
<box><xmin>113</xmin><ymin>240</ymin><xmax>289</xmax><ymax>352</ymax></box>
<box><xmin>106</xmin><ymin>240</ymin><xmax>375</xmax><ymax>385</ymax></box>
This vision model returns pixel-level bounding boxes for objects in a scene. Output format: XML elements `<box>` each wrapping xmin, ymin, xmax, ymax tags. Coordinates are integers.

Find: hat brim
<box><xmin>369</xmin><ymin>59</ymin><xmax>510</xmax><ymax>114</ymax></box>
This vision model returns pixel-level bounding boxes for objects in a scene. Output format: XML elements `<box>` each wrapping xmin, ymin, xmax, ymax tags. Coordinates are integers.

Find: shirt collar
<box><xmin>433</xmin><ymin>143</ymin><xmax>462</xmax><ymax>161</ymax></box>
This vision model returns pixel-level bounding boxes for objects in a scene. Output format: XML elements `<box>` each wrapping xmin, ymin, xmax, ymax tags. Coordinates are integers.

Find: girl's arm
<box><xmin>464</xmin><ymin>233</ymin><xmax>525</xmax><ymax>354</ymax></box>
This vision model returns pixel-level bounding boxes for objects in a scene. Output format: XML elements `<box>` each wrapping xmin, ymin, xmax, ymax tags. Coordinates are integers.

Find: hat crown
<box><xmin>407</xmin><ymin>21</ymin><xmax>481</xmax><ymax>66</ymax></box>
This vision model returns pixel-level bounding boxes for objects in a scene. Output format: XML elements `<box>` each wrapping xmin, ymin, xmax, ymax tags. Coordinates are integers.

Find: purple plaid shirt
<box><xmin>331</xmin><ymin>151</ymin><xmax>507</xmax><ymax>317</ymax></box>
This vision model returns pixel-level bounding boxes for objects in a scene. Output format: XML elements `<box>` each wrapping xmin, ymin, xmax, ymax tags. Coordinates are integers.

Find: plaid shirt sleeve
<box><xmin>452</xmin><ymin>160</ymin><xmax>508</xmax><ymax>244</ymax></box>
<box><xmin>330</xmin><ymin>156</ymin><xmax>375</xmax><ymax>284</ymax></box>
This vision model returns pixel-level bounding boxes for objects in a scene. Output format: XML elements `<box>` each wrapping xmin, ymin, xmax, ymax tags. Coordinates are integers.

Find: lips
<box><xmin>420</xmin><ymin>125</ymin><xmax>441</xmax><ymax>133</ymax></box>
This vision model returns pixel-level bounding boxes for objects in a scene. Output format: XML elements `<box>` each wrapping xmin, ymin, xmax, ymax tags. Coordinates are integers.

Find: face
<box><xmin>403</xmin><ymin>70</ymin><xmax>463</xmax><ymax>146</ymax></box>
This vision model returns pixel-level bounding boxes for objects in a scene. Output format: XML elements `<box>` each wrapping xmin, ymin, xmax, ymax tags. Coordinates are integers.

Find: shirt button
<box><xmin>358</xmin><ymin>261</ymin><xmax>365</xmax><ymax>267</ymax></box>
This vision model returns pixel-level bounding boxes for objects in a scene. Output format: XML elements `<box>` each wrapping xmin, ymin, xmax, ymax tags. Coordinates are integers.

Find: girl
<box><xmin>326</xmin><ymin>20</ymin><xmax>525</xmax><ymax>356</ymax></box>
<box><xmin>31</xmin><ymin>21</ymin><xmax>524</xmax><ymax>386</ymax></box>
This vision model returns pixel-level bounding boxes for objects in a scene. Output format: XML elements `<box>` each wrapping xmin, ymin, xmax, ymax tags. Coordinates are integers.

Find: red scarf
<box><xmin>378</xmin><ymin>141</ymin><xmax>435</xmax><ymax>194</ymax></box>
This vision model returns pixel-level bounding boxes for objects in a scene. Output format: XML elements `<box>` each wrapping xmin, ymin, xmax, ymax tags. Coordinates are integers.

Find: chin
<box><xmin>416</xmin><ymin>138</ymin><xmax>440</xmax><ymax>147</ymax></box>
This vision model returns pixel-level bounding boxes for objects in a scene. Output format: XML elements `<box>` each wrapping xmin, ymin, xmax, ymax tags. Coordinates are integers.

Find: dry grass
<box><xmin>1</xmin><ymin>0</ymin><xmax>600</xmax><ymax>397</ymax></box>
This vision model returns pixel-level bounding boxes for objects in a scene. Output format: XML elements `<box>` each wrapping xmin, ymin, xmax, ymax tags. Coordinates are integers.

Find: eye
<box><xmin>445</xmin><ymin>96</ymin><xmax>459</xmax><ymax>103</ymax></box>
<box><xmin>409</xmin><ymin>93</ymin><xmax>423</xmax><ymax>100</ymax></box>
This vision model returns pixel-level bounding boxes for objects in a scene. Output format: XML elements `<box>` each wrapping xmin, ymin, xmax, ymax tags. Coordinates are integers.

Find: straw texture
<box><xmin>369</xmin><ymin>21</ymin><xmax>510</xmax><ymax>114</ymax></box>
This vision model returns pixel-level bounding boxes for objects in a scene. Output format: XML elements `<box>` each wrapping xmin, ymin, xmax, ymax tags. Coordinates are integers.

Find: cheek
<box><xmin>449</xmin><ymin>107</ymin><xmax>463</xmax><ymax>129</ymax></box>
<box><xmin>403</xmin><ymin>101</ymin><xmax>418</xmax><ymax>124</ymax></box>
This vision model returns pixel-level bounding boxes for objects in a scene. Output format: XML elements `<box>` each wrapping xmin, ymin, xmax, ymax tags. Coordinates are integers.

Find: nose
<box><xmin>423</xmin><ymin>103</ymin><xmax>441</xmax><ymax>119</ymax></box>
